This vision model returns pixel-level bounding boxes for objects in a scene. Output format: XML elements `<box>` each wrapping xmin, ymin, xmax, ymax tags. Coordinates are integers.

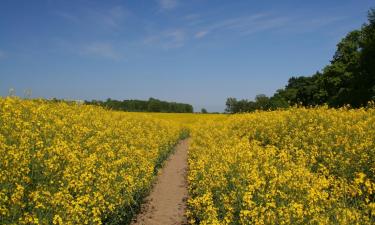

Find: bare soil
<box><xmin>131</xmin><ymin>139</ymin><xmax>189</xmax><ymax>225</ymax></box>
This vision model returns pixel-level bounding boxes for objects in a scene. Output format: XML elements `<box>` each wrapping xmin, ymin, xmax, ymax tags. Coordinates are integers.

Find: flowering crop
<box><xmin>0</xmin><ymin>97</ymin><xmax>183</xmax><ymax>224</ymax></box>
<box><xmin>187</xmin><ymin>107</ymin><xmax>375</xmax><ymax>224</ymax></box>
<box><xmin>1</xmin><ymin>98</ymin><xmax>374</xmax><ymax>225</ymax></box>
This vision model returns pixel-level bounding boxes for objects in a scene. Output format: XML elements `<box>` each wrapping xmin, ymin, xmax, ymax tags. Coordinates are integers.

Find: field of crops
<box><xmin>1</xmin><ymin>98</ymin><xmax>374</xmax><ymax>224</ymax></box>
<box><xmin>0</xmin><ymin>97</ymin><xmax>185</xmax><ymax>224</ymax></box>
<box><xmin>187</xmin><ymin>107</ymin><xmax>375</xmax><ymax>224</ymax></box>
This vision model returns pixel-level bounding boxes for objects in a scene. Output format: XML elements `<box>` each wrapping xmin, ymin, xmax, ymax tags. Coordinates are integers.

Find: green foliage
<box><xmin>225</xmin><ymin>94</ymin><xmax>289</xmax><ymax>113</ymax></box>
<box><xmin>280</xmin><ymin>9</ymin><xmax>374</xmax><ymax>108</ymax></box>
<box><xmin>85</xmin><ymin>98</ymin><xmax>194</xmax><ymax>113</ymax></box>
<box><xmin>201</xmin><ymin>108</ymin><xmax>208</xmax><ymax>114</ymax></box>
<box><xmin>226</xmin><ymin>8</ymin><xmax>375</xmax><ymax>113</ymax></box>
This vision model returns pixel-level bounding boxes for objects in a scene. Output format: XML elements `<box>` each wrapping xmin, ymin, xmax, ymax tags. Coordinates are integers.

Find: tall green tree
<box><xmin>225</xmin><ymin>8</ymin><xmax>375</xmax><ymax>113</ymax></box>
<box><xmin>360</xmin><ymin>8</ymin><xmax>375</xmax><ymax>102</ymax></box>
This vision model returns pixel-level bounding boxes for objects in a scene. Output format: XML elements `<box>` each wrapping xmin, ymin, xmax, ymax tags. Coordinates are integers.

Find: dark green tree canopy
<box><xmin>85</xmin><ymin>98</ymin><xmax>193</xmax><ymax>113</ymax></box>
<box><xmin>226</xmin><ymin>8</ymin><xmax>375</xmax><ymax>113</ymax></box>
<box><xmin>201</xmin><ymin>108</ymin><xmax>208</xmax><ymax>114</ymax></box>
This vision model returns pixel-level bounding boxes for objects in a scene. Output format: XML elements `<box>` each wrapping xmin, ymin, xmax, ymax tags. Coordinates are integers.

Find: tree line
<box><xmin>226</xmin><ymin>8</ymin><xmax>375</xmax><ymax>113</ymax></box>
<box><xmin>85</xmin><ymin>98</ymin><xmax>194</xmax><ymax>113</ymax></box>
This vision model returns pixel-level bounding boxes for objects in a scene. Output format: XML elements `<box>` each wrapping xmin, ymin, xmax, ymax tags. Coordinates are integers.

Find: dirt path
<box><xmin>131</xmin><ymin>139</ymin><xmax>189</xmax><ymax>225</ymax></box>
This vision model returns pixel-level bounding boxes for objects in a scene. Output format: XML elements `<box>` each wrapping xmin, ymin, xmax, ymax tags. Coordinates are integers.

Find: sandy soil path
<box><xmin>131</xmin><ymin>139</ymin><xmax>189</xmax><ymax>225</ymax></box>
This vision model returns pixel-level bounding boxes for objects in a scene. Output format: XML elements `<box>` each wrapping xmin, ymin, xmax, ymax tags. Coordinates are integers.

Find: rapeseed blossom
<box><xmin>187</xmin><ymin>106</ymin><xmax>374</xmax><ymax>224</ymax></box>
<box><xmin>0</xmin><ymin>97</ymin><xmax>182</xmax><ymax>224</ymax></box>
<box><xmin>1</xmin><ymin>98</ymin><xmax>374</xmax><ymax>224</ymax></box>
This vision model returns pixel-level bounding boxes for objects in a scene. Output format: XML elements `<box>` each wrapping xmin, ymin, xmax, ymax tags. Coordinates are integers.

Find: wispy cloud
<box><xmin>194</xmin><ymin>31</ymin><xmax>209</xmax><ymax>39</ymax></box>
<box><xmin>296</xmin><ymin>16</ymin><xmax>344</xmax><ymax>31</ymax></box>
<box><xmin>80</xmin><ymin>42</ymin><xmax>121</xmax><ymax>59</ymax></box>
<box><xmin>88</xmin><ymin>6</ymin><xmax>127</xmax><ymax>29</ymax></box>
<box><xmin>164</xmin><ymin>30</ymin><xmax>186</xmax><ymax>48</ymax></box>
<box><xmin>240</xmin><ymin>17</ymin><xmax>291</xmax><ymax>35</ymax></box>
<box><xmin>54</xmin><ymin>6</ymin><xmax>129</xmax><ymax>60</ymax></box>
<box><xmin>157</xmin><ymin>0</ymin><xmax>178</xmax><ymax>10</ymax></box>
<box><xmin>54</xmin><ymin>6</ymin><xmax>345</xmax><ymax>56</ymax></box>
<box><xmin>184</xmin><ymin>14</ymin><xmax>204</xmax><ymax>26</ymax></box>
<box><xmin>265</xmin><ymin>15</ymin><xmax>345</xmax><ymax>35</ymax></box>
<box><xmin>56</xmin><ymin>6</ymin><xmax>128</xmax><ymax>30</ymax></box>
<box><xmin>144</xmin><ymin>29</ymin><xmax>186</xmax><ymax>49</ymax></box>
<box><xmin>193</xmin><ymin>13</ymin><xmax>290</xmax><ymax>38</ymax></box>
<box><xmin>142</xmin><ymin>13</ymin><xmax>289</xmax><ymax>48</ymax></box>
<box><xmin>189</xmin><ymin>12</ymin><xmax>344</xmax><ymax>40</ymax></box>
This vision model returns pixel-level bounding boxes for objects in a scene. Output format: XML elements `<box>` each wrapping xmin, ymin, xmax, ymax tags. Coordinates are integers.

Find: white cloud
<box><xmin>144</xmin><ymin>29</ymin><xmax>186</xmax><ymax>49</ymax></box>
<box><xmin>142</xmin><ymin>13</ymin><xmax>289</xmax><ymax>47</ymax></box>
<box><xmin>89</xmin><ymin>6</ymin><xmax>127</xmax><ymax>29</ymax></box>
<box><xmin>157</xmin><ymin>0</ymin><xmax>178</xmax><ymax>10</ymax></box>
<box><xmin>184</xmin><ymin>14</ymin><xmax>204</xmax><ymax>26</ymax></box>
<box><xmin>192</xmin><ymin>13</ymin><xmax>344</xmax><ymax>38</ymax></box>
<box><xmin>164</xmin><ymin>30</ymin><xmax>186</xmax><ymax>48</ymax></box>
<box><xmin>199</xmin><ymin>13</ymin><xmax>288</xmax><ymax>36</ymax></box>
<box><xmin>194</xmin><ymin>30</ymin><xmax>209</xmax><ymax>39</ymax></box>
<box><xmin>240</xmin><ymin>17</ymin><xmax>291</xmax><ymax>35</ymax></box>
<box><xmin>81</xmin><ymin>42</ymin><xmax>121</xmax><ymax>59</ymax></box>
<box><xmin>56</xmin><ymin>6</ymin><xmax>127</xmax><ymax>30</ymax></box>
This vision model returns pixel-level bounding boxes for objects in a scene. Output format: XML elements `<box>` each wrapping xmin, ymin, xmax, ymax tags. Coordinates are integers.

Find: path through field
<box><xmin>131</xmin><ymin>139</ymin><xmax>189</xmax><ymax>225</ymax></box>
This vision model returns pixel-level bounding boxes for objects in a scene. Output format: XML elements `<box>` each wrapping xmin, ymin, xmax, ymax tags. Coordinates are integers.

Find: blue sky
<box><xmin>0</xmin><ymin>0</ymin><xmax>373</xmax><ymax>112</ymax></box>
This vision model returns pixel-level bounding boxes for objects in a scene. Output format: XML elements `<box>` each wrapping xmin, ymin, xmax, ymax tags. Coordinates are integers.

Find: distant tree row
<box><xmin>85</xmin><ymin>98</ymin><xmax>194</xmax><ymax>113</ymax></box>
<box><xmin>226</xmin><ymin>8</ymin><xmax>375</xmax><ymax>113</ymax></box>
<box><xmin>225</xmin><ymin>94</ymin><xmax>288</xmax><ymax>113</ymax></box>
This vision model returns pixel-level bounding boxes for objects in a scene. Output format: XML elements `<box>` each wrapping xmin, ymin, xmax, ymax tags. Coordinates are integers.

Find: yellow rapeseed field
<box><xmin>1</xmin><ymin>98</ymin><xmax>374</xmax><ymax>224</ymax></box>
<box><xmin>0</xmin><ymin>97</ymin><xmax>184</xmax><ymax>224</ymax></box>
<box><xmin>187</xmin><ymin>106</ymin><xmax>375</xmax><ymax>224</ymax></box>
